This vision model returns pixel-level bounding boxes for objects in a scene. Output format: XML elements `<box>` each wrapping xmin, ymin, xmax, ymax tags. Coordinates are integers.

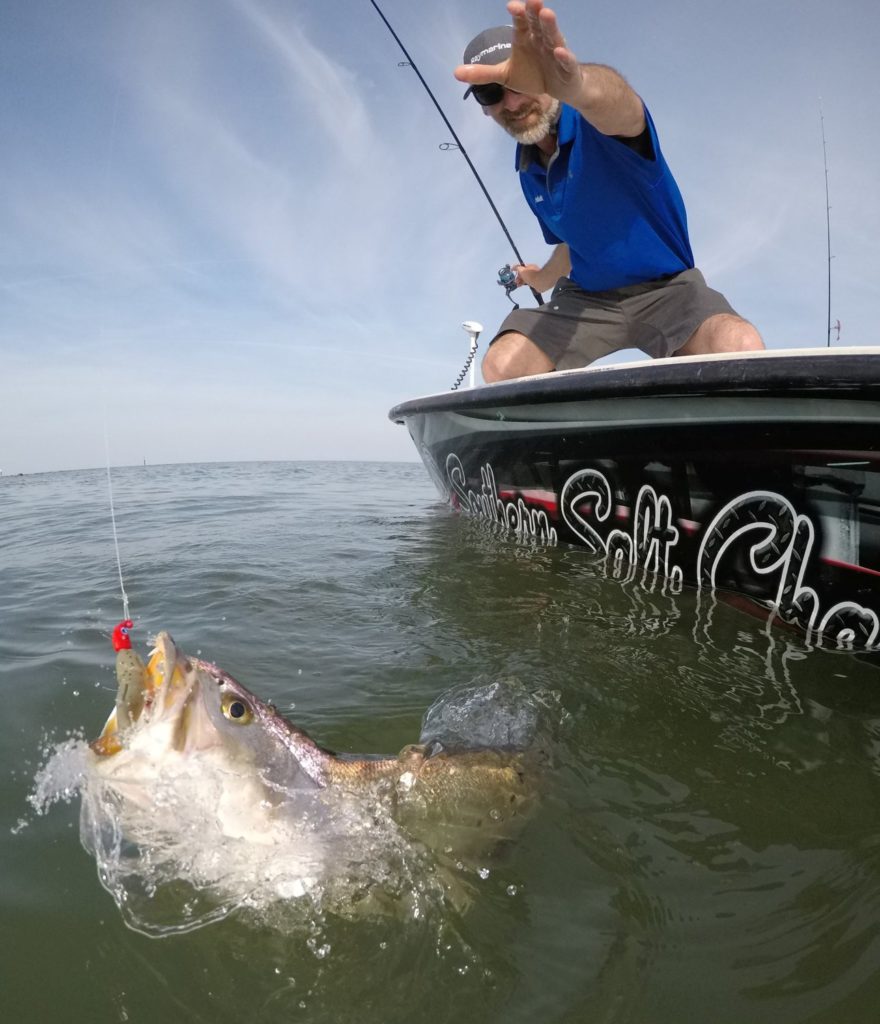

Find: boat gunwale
<box><xmin>389</xmin><ymin>349</ymin><xmax>880</xmax><ymax>423</ymax></box>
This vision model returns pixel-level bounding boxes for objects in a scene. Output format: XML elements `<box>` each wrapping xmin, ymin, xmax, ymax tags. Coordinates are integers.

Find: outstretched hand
<box><xmin>454</xmin><ymin>0</ymin><xmax>583</xmax><ymax>105</ymax></box>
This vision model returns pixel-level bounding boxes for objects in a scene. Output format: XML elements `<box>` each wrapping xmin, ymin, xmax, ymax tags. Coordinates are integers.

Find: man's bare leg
<box><xmin>676</xmin><ymin>314</ymin><xmax>764</xmax><ymax>357</ymax></box>
<box><xmin>482</xmin><ymin>331</ymin><xmax>555</xmax><ymax>382</ymax></box>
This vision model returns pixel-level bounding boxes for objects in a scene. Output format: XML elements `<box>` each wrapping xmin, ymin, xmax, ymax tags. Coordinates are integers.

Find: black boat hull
<box><xmin>390</xmin><ymin>350</ymin><xmax>880</xmax><ymax>651</ymax></box>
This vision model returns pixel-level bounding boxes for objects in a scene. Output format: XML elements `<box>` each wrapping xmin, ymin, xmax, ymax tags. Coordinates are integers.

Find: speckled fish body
<box><xmin>91</xmin><ymin>632</ymin><xmax>535</xmax><ymax>838</ymax></box>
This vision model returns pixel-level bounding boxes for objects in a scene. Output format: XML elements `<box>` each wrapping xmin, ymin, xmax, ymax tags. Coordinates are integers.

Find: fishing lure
<box><xmin>111</xmin><ymin>619</ymin><xmax>147</xmax><ymax>732</ymax></box>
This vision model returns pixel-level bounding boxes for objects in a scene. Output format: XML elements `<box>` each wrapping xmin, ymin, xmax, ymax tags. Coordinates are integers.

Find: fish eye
<box><xmin>221</xmin><ymin>694</ymin><xmax>253</xmax><ymax>724</ymax></box>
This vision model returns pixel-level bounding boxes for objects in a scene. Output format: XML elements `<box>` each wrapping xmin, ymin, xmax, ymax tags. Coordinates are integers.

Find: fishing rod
<box><xmin>367</xmin><ymin>0</ymin><xmax>544</xmax><ymax>307</ymax></box>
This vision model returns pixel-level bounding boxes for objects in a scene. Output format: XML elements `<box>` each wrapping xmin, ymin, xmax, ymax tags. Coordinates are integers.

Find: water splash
<box><xmin>29</xmin><ymin>735</ymin><xmax>90</xmax><ymax>814</ymax></box>
<box><xmin>420</xmin><ymin>676</ymin><xmax>561</xmax><ymax>752</ymax></box>
<box><xmin>27</xmin><ymin>734</ymin><xmax>488</xmax><ymax>938</ymax></box>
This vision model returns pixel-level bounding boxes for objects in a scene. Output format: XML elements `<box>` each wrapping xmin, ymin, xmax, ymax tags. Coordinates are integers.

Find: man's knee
<box><xmin>678</xmin><ymin>314</ymin><xmax>764</xmax><ymax>357</ymax></box>
<box><xmin>721</xmin><ymin>316</ymin><xmax>764</xmax><ymax>352</ymax></box>
<box><xmin>481</xmin><ymin>331</ymin><xmax>556</xmax><ymax>382</ymax></box>
<box><xmin>481</xmin><ymin>344</ymin><xmax>518</xmax><ymax>383</ymax></box>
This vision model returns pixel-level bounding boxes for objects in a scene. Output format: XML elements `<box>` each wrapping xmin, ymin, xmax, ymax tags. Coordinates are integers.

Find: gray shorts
<box><xmin>493</xmin><ymin>268</ymin><xmax>738</xmax><ymax>369</ymax></box>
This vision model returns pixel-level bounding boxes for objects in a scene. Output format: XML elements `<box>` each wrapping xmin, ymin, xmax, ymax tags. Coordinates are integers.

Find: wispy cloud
<box><xmin>3</xmin><ymin>0</ymin><xmax>879</xmax><ymax>472</ymax></box>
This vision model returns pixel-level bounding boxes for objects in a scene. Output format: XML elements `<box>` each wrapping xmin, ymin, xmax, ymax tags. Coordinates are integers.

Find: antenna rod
<box><xmin>367</xmin><ymin>0</ymin><xmax>543</xmax><ymax>305</ymax></box>
<box><xmin>820</xmin><ymin>101</ymin><xmax>832</xmax><ymax>348</ymax></box>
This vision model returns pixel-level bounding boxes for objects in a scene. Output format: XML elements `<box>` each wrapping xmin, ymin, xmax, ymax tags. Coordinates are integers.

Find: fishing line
<box><xmin>367</xmin><ymin>0</ymin><xmax>544</xmax><ymax>307</ymax></box>
<box><xmin>97</xmin><ymin>86</ymin><xmax>133</xmax><ymax>626</ymax></box>
<box><xmin>104</xmin><ymin>424</ymin><xmax>131</xmax><ymax>622</ymax></box>
<box><xmin>819</xmin><ymin>100</ymin><xmax>835</xmax><ymax>347</ymax></box>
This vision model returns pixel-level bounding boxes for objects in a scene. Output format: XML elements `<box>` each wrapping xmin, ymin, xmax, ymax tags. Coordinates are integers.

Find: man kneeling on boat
<box><xmin>456</xmin><ymin>1</ymin><xmax>764</xmax><ymax>382</ymax></box>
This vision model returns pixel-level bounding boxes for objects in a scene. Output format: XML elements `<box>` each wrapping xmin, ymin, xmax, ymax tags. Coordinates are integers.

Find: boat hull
<box><xmin>390</xmin><ymin>350</ymin><xmax>880</xmax><ymax>650</ymax></box>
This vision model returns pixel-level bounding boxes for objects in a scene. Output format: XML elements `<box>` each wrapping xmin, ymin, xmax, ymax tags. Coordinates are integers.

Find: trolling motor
<box><xmin>450</xmin><ymin>321</ymin><xmax>483</xmax><ymax>392</ymax></box>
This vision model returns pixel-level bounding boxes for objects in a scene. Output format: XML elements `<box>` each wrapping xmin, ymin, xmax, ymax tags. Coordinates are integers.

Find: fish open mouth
<box><xmin>91</xmin><ymin>632</ymin><xmax>188</xmax><ymax>756</ymax></box>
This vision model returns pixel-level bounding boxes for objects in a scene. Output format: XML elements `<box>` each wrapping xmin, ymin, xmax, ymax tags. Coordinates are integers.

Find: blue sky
<box><xmin>2</xmin><ymin>0</ymin><xmax>878</xmax><ymax>474</ymax></box>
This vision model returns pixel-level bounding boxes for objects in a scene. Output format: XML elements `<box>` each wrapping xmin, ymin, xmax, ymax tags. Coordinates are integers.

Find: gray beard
<box><xmin>503</xmin><ymin>99</ymin><xmax>561</xmax><ymax>145</ymax></box>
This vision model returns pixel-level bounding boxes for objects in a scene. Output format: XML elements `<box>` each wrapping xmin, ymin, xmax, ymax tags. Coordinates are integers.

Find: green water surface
<box><xmin>3</xmin><ymin>462</ymin><xmax>880</xmax><ymax>1023</ymax></box>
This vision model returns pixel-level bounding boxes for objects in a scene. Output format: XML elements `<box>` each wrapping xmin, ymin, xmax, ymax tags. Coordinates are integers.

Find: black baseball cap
<box><xmin>461</xmin><ymin>26</ymin><xmax>513</xmax><ymax>99</ymax></box>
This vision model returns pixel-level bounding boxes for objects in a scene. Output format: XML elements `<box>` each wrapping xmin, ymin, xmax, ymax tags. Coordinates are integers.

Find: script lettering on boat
<box><xmin>446</xmin><ymin>454</ymin><xmax>558</xmax><ymax>543</ymax></box>
<box><xmin>697</xmin><ymin>491</ymin><xmax>880</xmax><ymax>650</ymax></box>
<box><xmin>561</xmin><ymin>469</ymin><xmax>684</xmax><ymax>591</ymax></box>
<box><xmin>441</xmin><ymin>453</ymin><xmax>880</xmax><ymax>651</ymax></box>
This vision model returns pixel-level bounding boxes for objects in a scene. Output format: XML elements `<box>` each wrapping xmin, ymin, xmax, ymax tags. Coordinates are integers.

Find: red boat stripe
<box><xmin>821</xmin><ymin>557</ymin><xmax>880</xmax><ymax>579</ymax></box>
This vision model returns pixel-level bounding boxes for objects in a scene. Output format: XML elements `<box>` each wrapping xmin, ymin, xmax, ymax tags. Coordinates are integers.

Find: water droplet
<box><xmin>478</xmin><ymin>867</ymin><xmax>490</xmax><ymax>880</ymax></box>
<box><xmin>506</xmin><ymin>884</ymin><xmax>518</xmax><ymax>896</ymax></box>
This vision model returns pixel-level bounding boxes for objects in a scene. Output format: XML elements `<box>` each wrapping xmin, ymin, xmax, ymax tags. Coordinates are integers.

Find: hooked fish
<box><xmin>91</xmin><ymin>631</ymin><xmax>537</xmax><ymax>860</ymax></box>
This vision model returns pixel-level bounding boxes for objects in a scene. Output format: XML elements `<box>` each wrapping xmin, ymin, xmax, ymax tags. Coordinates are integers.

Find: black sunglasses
<box><xmin>469</xmin><ymin>83</ymin><xmax>519</xmax><ymax>107</ymax></box>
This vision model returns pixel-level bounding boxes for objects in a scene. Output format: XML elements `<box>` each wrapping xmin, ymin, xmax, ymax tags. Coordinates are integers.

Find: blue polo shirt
<box><xmin>516</xmin><ymin>103</ymin><xmax>694</xmax><ymax>292</ymax></box>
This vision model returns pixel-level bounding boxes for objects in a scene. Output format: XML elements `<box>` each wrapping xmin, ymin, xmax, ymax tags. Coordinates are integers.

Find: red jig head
<box><xmin>112</xmin><ymin>619</ymin><xmax>134</xmax><ymax>652</ymax></box>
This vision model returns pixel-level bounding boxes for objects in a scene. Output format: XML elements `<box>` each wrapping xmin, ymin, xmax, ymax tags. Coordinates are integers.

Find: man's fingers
<box><xmin>513</xmin><ymin>263</ymin><xmax>540</xmax><ymax>287</ymax></box>
<box><xmin>454</xmin><ymin>62</ymin><xmax>509</xmax><ymax>86</ymax></box>
<box><xmin>515</xmin><ymin>0</ymin><xmax>563</xmax><ymax>48</ymax></box>
<box><xmin>525</xmin><ymin>1</ymin><xmax>541</xmax><ymax>33</ymax></box>
<box><xmin>506</xmin><ymin>2</ymin><xmax>571</xmax><ymax>67</ymax></box>
<box><xmin>507</xmin><ymin>1</ymin><xmax>528</xmax><ymax>27</ymax></box>
<box><xmin>537</xmin><ymin>7</ymin><xmax>566</xmax><ymax>50</ymax></box>
<box><xmin>507</xmin><ymin>1</ymin><xmax>532</xmax><ymax>51</ymax></box>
